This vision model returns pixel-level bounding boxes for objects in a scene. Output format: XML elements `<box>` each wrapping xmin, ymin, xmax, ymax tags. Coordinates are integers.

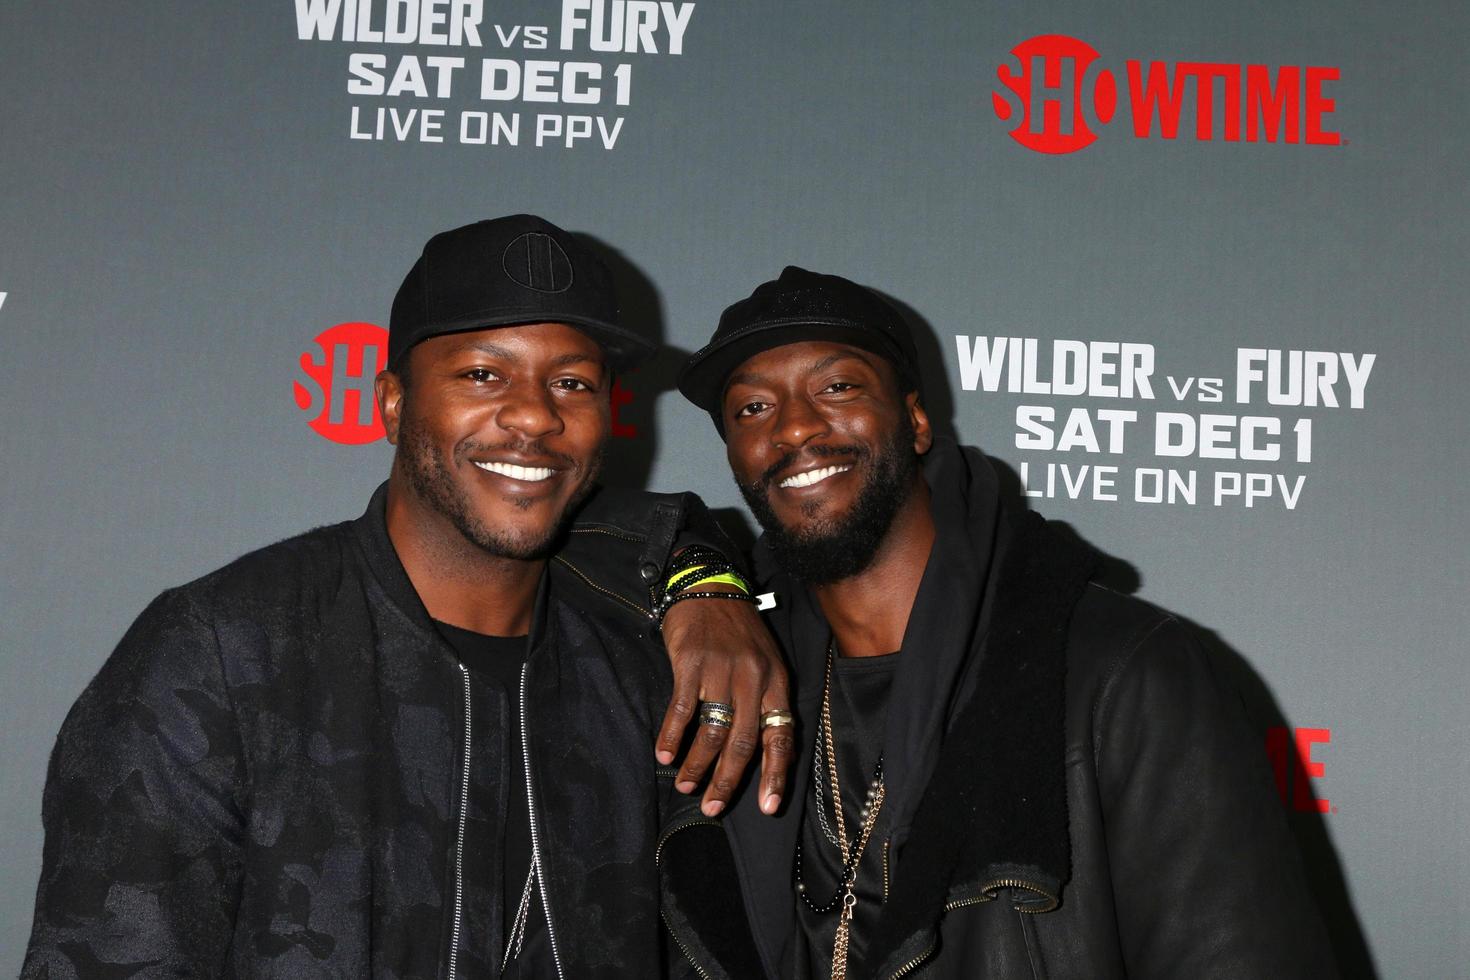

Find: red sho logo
<box><xmin>294</xmin><ymin>322</ymin><xmax>388</xmax><ymax>444</ymax></box>
<box><xmin>993</xmin><ymin>34</ymin><xmax>1341</xmax><ymax>154</ymax></box>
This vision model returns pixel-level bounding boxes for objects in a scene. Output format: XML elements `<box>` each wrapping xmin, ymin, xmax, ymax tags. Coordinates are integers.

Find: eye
<box><xmin>820</xmin><ymin>381</ymin><xmax>858</xmax><ymax>395</ymax></box>
<box><xmin>465</xmin><ymin>367</ymin><xmax>501</xmax><ymax>384</ymax></box>
<box><xmin>734</xmin><ymin>400</ymin><xmax>770</xmax><ymax>418</ymax></box>
<box><xmin>551</xmin><ymin>376</ymin><xmax>597</xmax><ymax>392</ymax></box>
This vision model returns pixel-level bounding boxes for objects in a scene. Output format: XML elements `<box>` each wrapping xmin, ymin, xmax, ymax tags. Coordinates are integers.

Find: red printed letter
<box><xmin>1293</xmin><ymin>728</ymin><xmax>1331</xmax><ymax>813</ymax></box>
<box><xmin>1265</xmin><ymin>725</ymin><xmax>1332</xmax><ymax>813</ymax></box>
<box><xmin>1245</xmin><ymin>65</ymin><xmax>1301</xmax><ymax>143</ymax></box>
<box><xmin>1304</xmin><ymin>67</ymin><xmax>1341</xmax><ymax>145</ymax></box>
<box><xmin>1127</xmin><ymin>60</ymin><xmax>1187</xmax><ymax>139</ymax></box>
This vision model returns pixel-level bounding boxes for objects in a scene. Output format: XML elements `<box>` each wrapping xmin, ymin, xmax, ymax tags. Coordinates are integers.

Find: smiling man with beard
<box><xmin>657</xmin><ymin>266</ymin><xmax>1337</xmax><ymax>979</ymax></box>
<box><xmin>738</xmin><ymin>392</ymin><xmax>918</xmax><ymax>587</ymax></box>
<box><xmin>23</xmin><ymin>216</ymin><xmax>792</xmax><ymax>979</ymax></box>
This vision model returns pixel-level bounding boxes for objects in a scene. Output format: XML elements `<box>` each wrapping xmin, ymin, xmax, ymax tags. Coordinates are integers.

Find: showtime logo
<box><xmin>292</xmin><ymin>321</ymin><xmax>640</xmax><ymax>444</ymax></box>
<box><xmin>992</xmin><ymin>35</ymin><xmax>1342</xmax><ymax>154</ymax></box>
<box><xmin>295</xmin><ymin>322</ymin><xmax>388</xmax><ymax>445</ymax></box>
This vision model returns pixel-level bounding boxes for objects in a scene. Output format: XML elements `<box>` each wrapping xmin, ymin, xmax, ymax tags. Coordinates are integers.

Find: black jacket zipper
<box><xmin>521</xmin><ymin>661</ymin><xmax>568</xmax><ymax>980</ymax></box>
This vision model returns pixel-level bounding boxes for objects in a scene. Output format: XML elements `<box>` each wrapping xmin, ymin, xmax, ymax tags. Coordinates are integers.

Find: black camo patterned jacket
<box><xmin>23</xmin><ymin>482</ymin><xmax>704</xmax><ymax>979</ymax></box>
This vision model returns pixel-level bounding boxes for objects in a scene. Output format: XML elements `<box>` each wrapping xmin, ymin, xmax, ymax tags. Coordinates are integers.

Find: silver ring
<box><xmin>698</xmin><ymin>701</ymin><xmax>734</xmax><ymax>728</ymax></box>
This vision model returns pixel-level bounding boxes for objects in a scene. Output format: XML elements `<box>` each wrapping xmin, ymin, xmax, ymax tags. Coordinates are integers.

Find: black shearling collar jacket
<box><xmin>25</xmin><ymin>482</ymin><xmax>701</xmax><ymax>979</ymax></box>
<box><xmin>660</xmin><ymin>440</ymin><xmax>1337</xmax><ymax>979</ymax></box>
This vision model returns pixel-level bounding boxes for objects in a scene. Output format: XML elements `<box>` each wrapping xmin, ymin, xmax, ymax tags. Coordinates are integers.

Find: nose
<box><xmin>772</xmin><ymin>394</ymin><xmax>829</xmax><ymax>449</ymax></box>
<box><xmin>495</xmin><ymin>383</ymin><xmax>564</xmax><ymax>439</ymax></box>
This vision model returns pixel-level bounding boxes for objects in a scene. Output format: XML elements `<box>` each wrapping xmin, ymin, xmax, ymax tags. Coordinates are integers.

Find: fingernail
<box><xmin>656</xmin><ymin>750</ymin><xmax>674</xmax><ymax>765</ymax></box>
<box><xmin>676</xmin><ymin>781</ymin><xmax>696</xmax><ymax>794</ymax></box>
<box><xmin>762</xmin><ymin>793</ymin><xmax>780</xmax><ymax>815</ymax></box>
<box><xmin>703</xmin><ymin>801</ymin><xmax>725</xmax><ymax>817</ymax></box>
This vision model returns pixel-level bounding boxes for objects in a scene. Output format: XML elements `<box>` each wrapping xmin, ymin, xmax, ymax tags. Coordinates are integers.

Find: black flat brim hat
<box><xmin>677</xmin><ymin>266</ymin><xmax>921</xmax><ymax>433</ymax></box>
<box><xmin>390</xmin><ymin>214</ymin><xmax>657</xmax><ymax>373</ymax></box>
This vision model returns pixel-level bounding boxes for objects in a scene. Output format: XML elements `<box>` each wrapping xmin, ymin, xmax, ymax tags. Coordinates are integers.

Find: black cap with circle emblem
<box><xmin>388</xmin><ymin>214</ymin><xmax>657</xmax><ymax>372</ymax></box>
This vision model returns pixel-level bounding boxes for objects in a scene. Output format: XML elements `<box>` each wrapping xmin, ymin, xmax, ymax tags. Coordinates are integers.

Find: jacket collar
<box><xmin>876</xmin><ymin>438</ymin><xmax>1001</xmax><ymax>836</ymax></box>
<box><xmin>350</xmin><ymin>481</ymin><xmax>554</xmax><ymax>646</ymax></box>
<box><xmin>351</xmin><ymin>482</ymin><xmax>435</xmax><ymax>633</ymax></box>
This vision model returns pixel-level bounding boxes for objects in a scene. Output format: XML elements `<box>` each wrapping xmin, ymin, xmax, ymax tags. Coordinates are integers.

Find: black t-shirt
<box><xmin>797</xmin><ymin>651</ymin><xmax>899</xmax><ymax>977</ymax></box>
<box><xmin>434</xmin><ymin>621</ymin><xmax>539</xmax><ymax>976</ymax></box>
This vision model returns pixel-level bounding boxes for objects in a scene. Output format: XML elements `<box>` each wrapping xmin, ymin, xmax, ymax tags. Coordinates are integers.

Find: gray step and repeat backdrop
<box><xmin>3</xmin><ymin>1</ymin><xmax>1466</xmax><ymax>975</ymax></box>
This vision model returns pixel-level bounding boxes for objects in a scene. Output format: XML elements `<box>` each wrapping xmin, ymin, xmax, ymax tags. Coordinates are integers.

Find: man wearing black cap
<box><xmin>23</xmin><ymin>216</ymin><xmax>792</xmax><ymax>979</ymax></box>
<box><xmin>658</xmin><ymin>268</ymin><xmax>1337</xmax><ymax>978</ymax></box>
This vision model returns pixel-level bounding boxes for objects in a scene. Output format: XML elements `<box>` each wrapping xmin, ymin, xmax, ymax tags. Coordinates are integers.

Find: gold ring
<box><xmin>759</xmin><ymin>709</ymin><xmax>795</xmax><ymax>729</ymax></box>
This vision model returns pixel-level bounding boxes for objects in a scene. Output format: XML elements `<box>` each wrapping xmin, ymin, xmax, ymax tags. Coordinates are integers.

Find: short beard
<box><xmin>395</xmin><ymin>408</ymin><xmax>602</xmax><ymax>561</ymax></box>
<box><xmin>739</xmin><ymin>414</ymin><xmax>919</xmax><ymax>586</ymax></box>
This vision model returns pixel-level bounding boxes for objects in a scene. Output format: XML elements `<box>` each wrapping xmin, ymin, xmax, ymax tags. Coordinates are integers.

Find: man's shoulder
<box><xmin>1065</xmin><ymin>584</ymin><xmax>1217</xmax><ymax>721</ymax></box>
<box><xmin>171</xmin><ymin>517</ymin><xmax>362</xmax><ymax>617</ymax></box>
<box><xmin>1069</xmin><ymin>583</ymin><xmax>1183</xmax><ymax>659</ymax></box>
<box><xmin>1001</xmin><ymin>511</ymin><xmax>1192</xmax><ymax>690</ymax></box>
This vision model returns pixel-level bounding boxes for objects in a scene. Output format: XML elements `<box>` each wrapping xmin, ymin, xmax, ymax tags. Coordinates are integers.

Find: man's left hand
<box><xmin>658</xmin><ymin>592</ymin><xmax>792</xmax><ymax>818</ymax></box>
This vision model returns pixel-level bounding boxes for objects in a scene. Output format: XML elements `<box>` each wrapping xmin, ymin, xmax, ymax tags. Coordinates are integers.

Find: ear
<box><xmin>376</xmin><ymin>370</ymin><xmax>405</xmax><ymax>446</ymax></box>
<box><xmin>907</xmin><ymin>391</ymin><xmax>933</xmax><ymax>455</ymax></box>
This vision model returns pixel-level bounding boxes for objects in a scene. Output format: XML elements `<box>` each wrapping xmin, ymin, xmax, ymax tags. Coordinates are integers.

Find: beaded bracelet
<box><xmin>654</xmin><ymin>546</ymin><xmax>755</xmax><ymax>628</ymax></box>
<box><xmin>663</xmin><ymin>545</ymin><xmax>731</xmax><ymax>582</ymax></box>
<box><xmin>655</xmin><ymin>589</ymin><xmax>759</xmax><ymax>629</ymax></box>
<box><xmin>660</xmin><ymin>547</ymin><xmax>749</xmax><ymax>599</ymax></box>
<box><xmin>682</xmin><ymin>571</ymin><xmax>749</xmax><ymax>592</ymax></box>
<box><xmin>666</xmin><ymin>564</ymin><xmax>717</xmax><ymax>593</ymax></box>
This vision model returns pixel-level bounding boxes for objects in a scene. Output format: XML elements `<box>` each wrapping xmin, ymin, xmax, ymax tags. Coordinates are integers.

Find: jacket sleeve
<box><xmin>567</xmin><ymin>487</ymin><xmax>749</xmax><ymax>609</ymax></box>
<box><xmin>669</xmin><ymin>493</ymin><xmax>748</xmax><ymax>575</ymax></box>
<box><xmin>23</xmin><ymin>588</ymin><xmax>248</xmax><ymax>978</ymax></box>
<box><xmin>1094</xmin><ymin>616</ymin><xmax>1338</xmax><ymax>980</ymax></box>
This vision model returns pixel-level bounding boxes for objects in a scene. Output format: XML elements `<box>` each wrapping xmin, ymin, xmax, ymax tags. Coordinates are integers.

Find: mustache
<box><xmin>759</xmin><ymin>443</ymin><xmax>866</xmax><ymax>487</ymax></box>
<box><xmin>456</xmin><ymin>438</ymin><xmax>581</xmax><ymax>470</ymax></box>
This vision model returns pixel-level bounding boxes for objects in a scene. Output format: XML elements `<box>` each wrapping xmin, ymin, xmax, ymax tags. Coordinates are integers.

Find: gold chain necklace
<box><xmin>805</xmin><ymin>642</ymin><xmax>886</xmax><ymax>980</ymax></box>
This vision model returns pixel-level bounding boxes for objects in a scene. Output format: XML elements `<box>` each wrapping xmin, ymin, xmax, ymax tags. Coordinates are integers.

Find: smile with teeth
<box><xmin>473</xmin><ymin>461</ymin><xmax>556</xmax><ymax>483</ymax></box>
<box><xmin>779</xmin><ymin>464</ymin><xmax>852</xmax><ymax>489</ymax></box>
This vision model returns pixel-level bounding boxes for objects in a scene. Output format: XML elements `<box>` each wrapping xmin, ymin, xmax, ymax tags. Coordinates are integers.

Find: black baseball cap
<box><xmin>389</xmin><ymin>214</ymin><xmax>657</xmax><ymax>372</ymax></box>
<box><xmin>677</xmin><ymin>266</ymin><xmax>922</xmax><ymax>433</ymax></box>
